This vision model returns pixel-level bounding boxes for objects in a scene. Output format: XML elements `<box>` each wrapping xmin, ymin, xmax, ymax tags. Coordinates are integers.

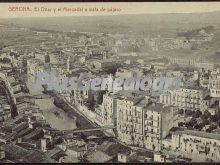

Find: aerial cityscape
<box><xmin>1</xmin><ymin>4</ymin><xmax>220</xmax><ymax>163</ymax></box>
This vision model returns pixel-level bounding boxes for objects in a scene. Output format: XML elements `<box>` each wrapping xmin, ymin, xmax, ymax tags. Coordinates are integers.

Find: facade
<box><xmin>143</xmin><ymin>103</ymin><xmax>174</xmax><ymax>151</ymax></box>
<box><xmin>195</xmin><ymin>62</ymin><xmax>215</xmax><ymax>70</ymax></box>
<box><xmin>115</xmin><ymin>68</ymin><xmax>134</xmax><ymax>78</ymax></box>
<box><xmin>96</xmin><ymin>92</ymin><xmax>117</xmax><ymax>126</ymax></box>
<box><xmin>209</xmin><ymin>73</ymin><xmax>220</xmax><ymax>98</ymax></box>
<box><xmin>27</xmin><ymin>59</ymin><xmax>44</xmax><ymax>76</ymax></box>
<box><xmin>117</xmin><ymin>96</ymin><xmax>145</xmax><ymax>147</ymax></box>
<box><xmin>117</xmin><ymin>94</ymin><xmax>174</xmax><ymax>151</ymax></box>
<box><xmin>171</xmin><ymin>129</ymin><xmax>220</xmax><ymax>162</ymax></box>
<box><xmin>160</xmin><ymin>88</ymin><xmax>208</xmax><ymax>111</ymax></box>
<box><xmin>166</xmin><ymin>56</ymin><xmax>203</xmax><ymax>66</ymax></box>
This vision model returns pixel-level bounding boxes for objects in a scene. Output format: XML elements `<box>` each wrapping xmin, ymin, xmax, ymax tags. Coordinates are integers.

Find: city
<box><xmin>1</xmin><ymin>7</ymin><xmax>220</xmax><ymax>163</ymax></box>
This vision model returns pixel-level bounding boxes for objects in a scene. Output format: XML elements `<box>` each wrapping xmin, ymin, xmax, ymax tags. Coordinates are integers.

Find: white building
<box><xmin>160</xmin><ymin>88</ymin><xmax>208</xmax><ymax>111</ymax></box>
<box><xmin>96</xmin><ymin>92</ymin><xmax>117</xmax><ymax>126</ymax></box>
<box><xmin>116</xmin><ymin>92</ymin><xmax>174</xmax><ymax>151</ymax></box>
<box><xmin>171</xmin><ymin>129</ymin><xmax>220</xmax><ymax>162</ymax></box>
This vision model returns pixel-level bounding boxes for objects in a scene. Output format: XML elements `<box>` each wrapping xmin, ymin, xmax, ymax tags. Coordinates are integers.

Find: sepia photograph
<box><xmin>0</xmin><ymin>2</ymin><xmax>220</xmax><ymax>163</ymax></box>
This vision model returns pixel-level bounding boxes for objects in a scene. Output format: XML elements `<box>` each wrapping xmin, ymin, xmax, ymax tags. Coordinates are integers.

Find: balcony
<box><xmin>144</xmin><ymin>131</ymin><xmax>160</xmax><ymax>138</ymax></box>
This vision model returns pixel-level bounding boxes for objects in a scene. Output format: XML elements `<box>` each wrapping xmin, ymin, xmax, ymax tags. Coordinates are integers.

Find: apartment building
<box><xmin>171</xmin><ymin>129</ymin><xmax>220</xmax><ymax>162</ymax></box>
<box><xmin>117</xmin><ymin>92</ymin><xmax>173</xmax><ymax>151</ymax></box>
<box><xmin>117</xmin><ymin>95</ymin><xmax>145</xmax><ymax>147</ymax></box>
<box><xmin>166</xmin><ymin>56</ymin><xmax>202</xmax><ymax>66</ymax></box>
<box><xmin>209</xmin><ymin>73</ymin><xmax>220</xmax><ymax>98</ymax></box>
<box><xmin>96</xmin><ymin>92</ymin><xmax>117</xmax><ymax>126</ymax></box>
<box><xmin>160</xmin><ymin>87</ymin><xmax>208</xmax><ymax>111</ymax></box>
<box><xmin>72</xmin><ymin>90</ymin><xmax>94</xmax><ymax>104</ymax></box>
<box><xmin>143</xmin><ymin>103</ymin><xmax>173</xmax><ymax>151</ymax></box>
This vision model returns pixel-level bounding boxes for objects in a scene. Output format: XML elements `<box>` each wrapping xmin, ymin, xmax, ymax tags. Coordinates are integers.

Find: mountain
<box><xmin>1</xmin><ymin>11</ymin><xmax>220</xmax><ymax>36</ymax></box>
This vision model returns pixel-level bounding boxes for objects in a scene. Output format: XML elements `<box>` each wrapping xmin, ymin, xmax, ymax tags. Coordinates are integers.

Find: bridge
<box><xmin>16</xmin><ymin>94</ymin><xmax>51</xmax><ymax>100</ymax></box>
<box><xmin>60</xmin><ymin>126</ymin><xmax>116</xmax><ymax>134</ymax></box>
<box><xmin>31</xmin><ymin>94</ymin><xmax>51</xmax><ymax>99</ymax></box>
<box><xmin>43</xmin><ymin>125</ymin><xmax>116</xmax><ymax>136</ymax></box>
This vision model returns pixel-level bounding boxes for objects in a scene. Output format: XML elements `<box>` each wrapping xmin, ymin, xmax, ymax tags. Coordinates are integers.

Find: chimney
<box><xmin>17</xmin><ymin>137</ymin><xmax>22</xmax><ymax>143</ymax></box>
<box><xmin>41</xmin><ymin>138</ymin><xmax>47</xmax><ymax>152</ymax></box>
<box><xmin>27</xmin><ymin>116</ymin><xmax>31</xmax><ymax>123</ymax></box>
<box><xmin>28</xmin><ymin>122</ymin><xmax>33</xmax><ymax>129</ymax></box>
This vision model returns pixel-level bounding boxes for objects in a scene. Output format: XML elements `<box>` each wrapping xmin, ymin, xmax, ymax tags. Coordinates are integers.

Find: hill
<box><xmin>1</xmin><ymin>11</ymin><xmax>220</xmax><ymax>36</ymax></box>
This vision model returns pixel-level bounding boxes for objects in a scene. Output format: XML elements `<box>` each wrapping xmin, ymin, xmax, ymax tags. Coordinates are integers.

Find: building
<box><xmin>143</xmin><ymin>103</ymin><xmax>174</xmax><ymax>151</ymax></box>
<box><xmin>90</xmin><ymin>59</ymin><xmax>120</xmax><ymax>71</ymax></box>
<box><xmin>95</xmin><ymin>92</ymin><xmax>117</xmax><ymax>126</ymax></box>
<box><xmin>117</xmin><ymin>151</ymin><xmax>137</xmax><ymax>163</ymax></box>
<box><xmin>115</xmin><ymin>68</ymin><xmax>134</xmax><ymax>78</ymax></box>
<box><xmin>166</xmin><ymin>55</ymin><xmax>203</xmax><ymax>66</ymax></box>
<box><xmin>209</xmin><ymin>73</ymin><xmax>220</xmax><ymax>98</ymax></box>
<box><xmin>195</xmin><ymin>62</ymin><xmax>215</xmax><ymax>70</ymax></box>
<box><xmin>171</xmin><ymin>129</ymin><xmax>220</xmax><ymax>162</ymax></box>
<box><xmin>26</xmin><ymin>59</ymin><xmax>44</xmax><ymax>76</ymax></box>
<box><xmin>160</xmin><ymin>88</ymin><xmax>208</xmax><ymax>111</ymax></box>
<box><xmin>116</xmin><ymin>92</ymin><xmax>145</xmax><ymax>147</ymax></box>
<box><xmin>159</xmin><ymin>91</ymin><xmax>172</xmax><ymax>106</ymax></box>
<box><xmin>117</xmin><ymin>92</ymin><xmax>174</xmax><ymax>151</ymax></box>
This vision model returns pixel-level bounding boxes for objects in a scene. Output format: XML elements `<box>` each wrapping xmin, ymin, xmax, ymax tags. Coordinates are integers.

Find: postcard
<box><xmin>0</xmin><ymin>2</ymin><xmax>220</xmax><ymax>163</ymax></box>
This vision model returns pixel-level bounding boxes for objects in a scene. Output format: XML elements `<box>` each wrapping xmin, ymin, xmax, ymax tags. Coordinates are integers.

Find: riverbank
<box><xmin>47</xmin><ymin>91</ymin><xmax>105</xmax><ymax>137</ymax></box>
<box><xmin>26</xmin><ymin>75</ymin><xmax>77</xmax><ymax>131</ymax></box>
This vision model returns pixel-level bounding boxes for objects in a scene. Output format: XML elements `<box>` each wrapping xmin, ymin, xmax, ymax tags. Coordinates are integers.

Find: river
<box><xmin>26</xmin><ymin>75</ymin><xmax>77</xmax><ymax>130</ymax></box>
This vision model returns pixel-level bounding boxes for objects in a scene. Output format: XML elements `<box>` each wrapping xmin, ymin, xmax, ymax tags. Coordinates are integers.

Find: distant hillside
<box><xmin>1</xmin><ymin>11</ymin><xmax>220</xmax><ymax>36</ymax></box>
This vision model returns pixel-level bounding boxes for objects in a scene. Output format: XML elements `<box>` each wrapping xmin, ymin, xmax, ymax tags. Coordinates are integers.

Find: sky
<box><xmin>1</xmin><ymin>2</ymin><xmax>220</xmax><ymax>18</ymax></box>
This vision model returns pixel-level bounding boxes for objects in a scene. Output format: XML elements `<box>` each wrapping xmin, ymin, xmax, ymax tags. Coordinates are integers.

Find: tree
<box><xmin>217</xmin><ymin>119</ymin><xmax>220</xmax><ymax>127</ymax></box>
<box><xmin>206</xmin><ymin>128</ymin><xmax>211</xmax><ymax>133</ymax></box>
<box><xmin>190</xmin><ymin>117</ymin><xmax>197</xmax><ymax>125</ymax></box>
<box><xmin>210</xmin><ymin>114</ymin><xmax>218</xmax><ymax>122</ymax></box>
<box><xmin>0</xmin><ymin>57</ymin><xmax>11</xmax><ymax>63</ymax></box>
<box><xmin>209</xmin><ymin>124</ymin><xmax>217</xmax><ymax>131</ymax></box>
<box><xmin>202</xmin><ymin>119</ymin><xmax>210</xmax><ymax>125</ymax></box>
<box><xmin>201</xmin><ymin>110</ymin><xmax>211</xmax><ymax>120</ymax></box>
<box><xmin>197</xmin><ymin>122</ymin><xmax>205</xmax><ymax>130</ymax></box>
<box><xmin>216</xmin><ymin>110</ymin><xmax>220</xmax><ymax>119</ymax></box>
<box><xmin>178</xmin><ymin>109</ymin><xmax>184</xmax><ymax>115</ymax></box>
<box><xmin>186</xmin><ymin>118</ymin><xmax>197</xmax><ymax>128</ymax></box>
<box><xmin>194</xmin><ymin>124</ymin><xmax>200</xmax><ymax>129</ymax></box>
<box><xmin>185</xmin><ymin>109</ymin><xmax>193</xmax><ymax>117</ymax></box>
<box><xmin>185</xmin><ymin>122</ymin><xmax>193</xmax><ymax>129</ymax></box>
<box><xmin>192</xmin><ymin>110</ymin><xmax>202</xmax><ymax>118</ymax></box>
<box><xmin>178</xmin><ymin>122</ymin><xmax>185</xmax><ymax>127</ymax></box>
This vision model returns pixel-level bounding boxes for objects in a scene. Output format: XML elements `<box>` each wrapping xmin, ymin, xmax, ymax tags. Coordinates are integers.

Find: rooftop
<box><xmin>145</xmin><ymin>102</ymin><xmax>172</xmax><ymax>113</ymax></box>
<box><xmin>173</xmin><ymin>129</ymin><xmax>220</xmax><ymax>141</ymax></box>
<box><xmin>86</xmin><ymin>150</ymin><xmax>113</xmax><ymax>163</ymax></box>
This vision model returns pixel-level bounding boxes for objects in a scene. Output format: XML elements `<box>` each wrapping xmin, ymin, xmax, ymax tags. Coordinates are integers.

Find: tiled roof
<box><xmin>86</xmin><ymin>150</ymin><xmax>113</xmax><ymax>163</ymax></box>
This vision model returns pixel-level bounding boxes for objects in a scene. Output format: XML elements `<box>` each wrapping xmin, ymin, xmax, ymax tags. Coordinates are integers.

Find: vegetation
<box><xmin>179</xmin><ymin>109</ymin><xmax>220</xmax><ymax>132</ymax></box>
